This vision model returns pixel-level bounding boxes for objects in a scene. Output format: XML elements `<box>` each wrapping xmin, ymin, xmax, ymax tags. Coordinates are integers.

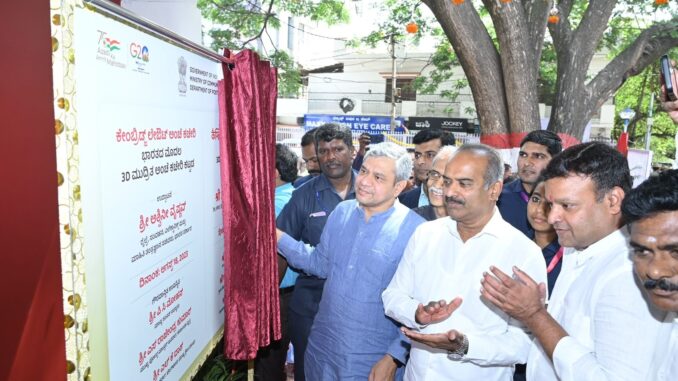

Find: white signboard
<box><xmin>74</xmin><ymin>7</ymin><xmax>224</xmax><ymax>381</ymax></box>
<box><xmin>628</xmin><ymin>148</ymin><xmax>654</xmax><ymax>188</ymax></box>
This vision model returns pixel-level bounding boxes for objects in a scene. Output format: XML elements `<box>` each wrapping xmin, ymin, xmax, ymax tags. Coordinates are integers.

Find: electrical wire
<box><xmin>237</xmin><ymin>0</ymin><xmax>350</xmax><ymax>41</ymax></box>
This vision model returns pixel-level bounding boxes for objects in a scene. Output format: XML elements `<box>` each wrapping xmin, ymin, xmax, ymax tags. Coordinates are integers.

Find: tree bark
<box><xmin>422</xmin><ymin>0</ymin><xmax>509</xmax><ymax>136</ymax></box>
<box><xmin>482</xmin><ymin>0</ymin><xmax>540</xmax><ymax>135</ymax></box>
<box><xmin>548</xmin><ymin>0</ymin><xmax>678</xmax><ymax>140</ymax></box>
<box><xmin>425</xmin><ymin>0</ymin><xmax>678</xmax><ymax>142</ymax></box>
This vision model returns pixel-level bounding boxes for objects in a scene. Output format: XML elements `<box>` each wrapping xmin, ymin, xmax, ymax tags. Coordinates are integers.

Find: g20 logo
<box><xmin>129</xmin><ymin>43</ymin><xmax>149</xmax><ymax>62</ymax></box>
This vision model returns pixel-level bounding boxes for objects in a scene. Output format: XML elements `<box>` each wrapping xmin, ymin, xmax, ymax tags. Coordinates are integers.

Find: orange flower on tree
<box><xmin>548</xmin><ymin>7</ymin><xmax>560</xmax><ymax>24</ymax></box>
<box><xmin>406</xmin><ymin>22</ymin><xmax>418</xmax><ymax>34</ymax></box>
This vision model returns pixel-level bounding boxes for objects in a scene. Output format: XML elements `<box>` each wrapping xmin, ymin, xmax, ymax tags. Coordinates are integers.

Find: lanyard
<box><xmin>547</xmin><ymin>247</ymin><xmax>564</xmax><ymax>274</ymax></box>
<box><xmin>520</xmin><ymin>191</ymin><xmax>529</xmax><ymax>203</ymax></box>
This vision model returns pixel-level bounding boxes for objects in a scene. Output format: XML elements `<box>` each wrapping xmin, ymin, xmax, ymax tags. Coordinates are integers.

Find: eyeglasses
<box><xmin>427</xmin><ymin>170</ymin><xmax>443</xmax><ymax>182</ymax></box>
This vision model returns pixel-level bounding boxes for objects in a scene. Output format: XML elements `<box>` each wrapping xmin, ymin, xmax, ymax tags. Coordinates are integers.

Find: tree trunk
<box><xmin>548</xmin><ymin>37</ymin><xmax>594</xmax><ymax>139</ymax></box>
<box><xmin>422</xmin><ymin>0</ymin><xmax>509</xmax><ymax>136</ymax></box>
<box><xmin>425</xmin><ymin>0</ymin><xmax>678</xmax><ymax>143</ymax></box>
<box><xmin>482</xmin><ymin>0</ymin><xmax>540</xmax><ymax>137</ymax></box>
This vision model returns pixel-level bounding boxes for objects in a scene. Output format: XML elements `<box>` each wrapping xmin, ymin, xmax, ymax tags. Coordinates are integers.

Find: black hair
<box><xmin>301</xmin><ymin>128</ymin><xmax>317</xmax><ymax>147</ymax></box>
<box><xmin>275</xmin><ymin>143</ymin><xmax>298</xmax><ymax>183</ymax></box>
<box><xmin>412</xmin><ymin>129</ymin><xmax>456</xmax><ymax>147</ymax></box>
<box><xmin>541</xmin><ymin>142</ymin><xmax>631</xmax><ymax>200</ymax></box>
<box><xmin>529</xmin><ymin>175</ymin><xmax>546</xmax><ymax>197</ymax></box>
<box><xmin>622</xmin><ymin>169</ymin><xmax>678</xmax><ymax>225</ymax></box>
<box><xmin>520</xmin><ymin>130</ymin><xmax>562</xmax><ymax>156</ymax></box>
<box><xmin>314</xmin><ymin>123</ymin><xmax>353</xmax><ymax>150</ymax></box>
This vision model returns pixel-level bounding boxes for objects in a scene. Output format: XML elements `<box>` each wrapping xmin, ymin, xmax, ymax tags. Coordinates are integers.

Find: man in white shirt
<box><xmin>621</xmin><ymin>169</ymin><xmax>678</xmax><ymax>381</ymax></box>
<box><xmin>382</xmin><ymin>144</ymin><xmax>547</xmax><ymax>380</ymax></box>
<box><xmin>481</xmin><ymin>142</ymin><xmax>663</xmax><ymax>381</ymax></box>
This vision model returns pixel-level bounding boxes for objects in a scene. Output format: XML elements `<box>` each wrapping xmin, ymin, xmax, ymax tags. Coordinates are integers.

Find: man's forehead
<box><xmin>632</xmin><ymin>211</ymin><xmax>678</xmax><ymax>236</ymax></box>
<box><xmin>544</xmin><ymin>175</ymin><xmax>595</xmax><ymax>198</ymax></box>
<box><xmin>363</xmin><ymin>156</ymin><xmax>396</xmax><ymax>175</ymax></box>
<box><xmin>520</xmin><ymin>141</ymin><xmax>550</xmax><ymax>153</ymax></box>
<box><xmin>318</xmin><ymin>139</ymin><xmax>348</xmax><ymax>148</ymax></box>
<box><xmin>415</xmin><ymin>138</ymin><xmax>442</xmax><ymax>151</ymax></box>
<box><xmin>445</xmin><ymin>152</ymin><xmax>485</xmax><ymax>176</ymax></box>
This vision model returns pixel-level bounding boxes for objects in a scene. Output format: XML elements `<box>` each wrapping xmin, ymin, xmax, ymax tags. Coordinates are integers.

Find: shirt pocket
<box><xmin>303</xmin><ymin>214</ymin><xmax>327</xmax><ymax>245</ymax></box>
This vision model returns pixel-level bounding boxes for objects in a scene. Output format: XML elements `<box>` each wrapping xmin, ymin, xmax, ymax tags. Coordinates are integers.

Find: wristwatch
<box><xmin>447</xmin><ymin>334</ymin><xmax>469</xmax><ymax>360</ymax></box>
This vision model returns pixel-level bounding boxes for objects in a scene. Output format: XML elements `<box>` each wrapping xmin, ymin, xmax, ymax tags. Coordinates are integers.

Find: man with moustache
<box><xmin>399</xmin><ymin>129</ymin><xmax>456</xmax><ymax>209</ymax></box>
<box><xmin>481</xmin><ymin>142</ymin><xmax>663</xmax><ymax>381</ymax></box>
<box><xmin>277</xmin><ymin>142</ymin><xmax>424</xmax><ymax>380</ymax></box>
<box><xmin>383</xmin><ymin>144</ymin><xmax>547</xmax><ymax>380</ymax></box>
<box><xmin>622</xmin><ymin>169</ymin><xmax>678</xmax><ymax>381</ymax></box>
<box><xmin>497</xmin><ymin>130</ymin><xmax>562</xmax><ymax>237</ymax></box>
<box><xmin>276</xmin><ymin>123</ymin><xmax>356</xmax><ymax>380</ymax></box>
<box><xmin>412</xmin><ymin>146</ymin><xmax>456</xmax><ymax>221</ymax></box>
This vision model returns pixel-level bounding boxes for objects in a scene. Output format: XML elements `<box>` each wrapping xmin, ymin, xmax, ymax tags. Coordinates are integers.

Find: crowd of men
<box><xmin>257</xmin><ymin>117</ymin><xmax>677</xmax><ymax>380</ymax></box>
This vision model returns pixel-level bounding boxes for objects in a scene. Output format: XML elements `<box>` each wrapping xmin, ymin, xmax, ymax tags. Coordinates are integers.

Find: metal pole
<box><xmin>645</xmin><ymin>94</ymin><xmax>654</xmax><ymax>151</ymax></box>
<box><xmin>390</xmin><ymin>34</ymin><xmax>397</xmax><ymax>132</ymax></box>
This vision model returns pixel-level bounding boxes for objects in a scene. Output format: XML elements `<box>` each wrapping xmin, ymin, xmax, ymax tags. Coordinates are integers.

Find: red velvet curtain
<box><xmin>218</xmin><ymin>50</ymin><xmax>280</xmax><ymax>360</ymax></box>
<box><xmin>1</xmin><ymin>1</ymin><xmax>66</xmax><ymax>380</ymax></box>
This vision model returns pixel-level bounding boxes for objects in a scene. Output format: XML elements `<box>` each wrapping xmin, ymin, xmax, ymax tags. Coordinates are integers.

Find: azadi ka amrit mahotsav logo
<box><xmin>103</xmin><ymin>37</ymin><xmax>120</xmax><ymax>51</ymax></box>
<box><xmin>96</xmin><ymin>30</ymin><xmax>126</xmax><ymax>69</ymax></box>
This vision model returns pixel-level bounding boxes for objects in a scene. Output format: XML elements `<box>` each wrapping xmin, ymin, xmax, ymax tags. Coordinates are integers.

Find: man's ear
<box><xmin>606</xmin><ymin>186</ymin><xmax>625</xmax><ymax>215</ymax></box>
<box><xmin>275</xmin><ymin>168</ymin><xmax>280</xmax><ymax>179</ymax></box>
<box><xmin>488</xmin><ymin>180</ymin><xmax>503</xmax><ymax>201</ymax></box>
<box><xmin>393</xmin><ymin>180</ymin><xmax>408</xmax><ymax>198</ymax></box>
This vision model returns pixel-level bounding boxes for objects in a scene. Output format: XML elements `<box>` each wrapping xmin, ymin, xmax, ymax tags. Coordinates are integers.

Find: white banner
<box><xmin>74</xmin><ymin>7</ymin><xmax>224</xmax><ymax>381</ymax></box>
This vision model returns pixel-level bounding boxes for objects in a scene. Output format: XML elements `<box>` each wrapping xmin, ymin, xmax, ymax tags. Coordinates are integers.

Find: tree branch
<box><xmin>587</xmin><ymin>22</ymin><xmax>678</xmax><ymax>111</ymax></box>
<box><xmin>210</xmin><ymin>0</ymin><xmax>266</xmax><ymax>16</ymax></box>
<box><xmin>559</xmin><ymin>0</ymin><xmax>576</xmax><ymax>20</ymax></box>
<box><xmin>524</xmin><ymin>0</ymin><xmax>550</xmax><ymax>62</ymax></box>
<box><xmin>239</xmin><ymin>0</ymin><xmax>276</xmax><ymax>49</ymax></box>
<box><xmin>548</xmin><ymin>0</ymin><xmax>574</xmax><ymax>53</ymax></box>
<box><xmin>572</xmin><ymin>0</ymin><xmax>618</xmax><ymax>59</ymax></box>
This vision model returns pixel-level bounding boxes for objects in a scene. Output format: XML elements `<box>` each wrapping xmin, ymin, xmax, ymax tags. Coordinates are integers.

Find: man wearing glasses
<box><xmin>412</xmin><ymin>146</ymin><xmax>457</xmax><ymax>221</ymax></box>
<box><xmin>399</xmin><ymin>129</ymin><xmax>456</xmax><ymax>209</ymax></box>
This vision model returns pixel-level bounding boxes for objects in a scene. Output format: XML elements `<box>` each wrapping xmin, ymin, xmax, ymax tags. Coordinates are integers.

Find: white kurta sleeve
<box><xmin>382</xmin><ymin>227</ymin><xmax>426</xmax><ymax>329</ymax></box>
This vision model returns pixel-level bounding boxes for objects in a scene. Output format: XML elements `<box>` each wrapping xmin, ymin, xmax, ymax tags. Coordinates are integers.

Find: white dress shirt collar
<box><xmin>564</xmin><ymin>227</ymin><xmax>628</xmax><ymax>268</ymax></box>
<box><xmin>445</xmin><ymin>207</ymin><xmax>505</xmax><ymax>241</ymax></box>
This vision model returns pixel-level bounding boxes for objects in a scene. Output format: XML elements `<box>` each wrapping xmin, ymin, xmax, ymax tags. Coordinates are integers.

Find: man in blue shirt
<box><xmin>399</xmin><ymin>129</ymin><xmax>456</xmax><ymax>209</ymax></box>
<box><xmin>497</xmin><ymin>130</ymin><xmax>562</xmax><ymax>238</ymax></box>
<box><xmin>276</xmin><ymin>124</ymin><xmax>356</xmax><ymax>381</ymax></box>
<box><xmin>277</xmin><ymin>142</ymin><xmax>424</xmax><ymax>380</ymax></box>
<box><xmin>256</xmin><ymin>143</ymin><xmax>299</xmax><ymax>380</ymax></box>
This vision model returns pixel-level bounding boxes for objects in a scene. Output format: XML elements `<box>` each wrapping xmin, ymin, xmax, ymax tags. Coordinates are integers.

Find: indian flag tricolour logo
<box><xmin>104</xmin><ymin>37</ymin><xmax>120</xmax><ymax>52</ymax></box>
